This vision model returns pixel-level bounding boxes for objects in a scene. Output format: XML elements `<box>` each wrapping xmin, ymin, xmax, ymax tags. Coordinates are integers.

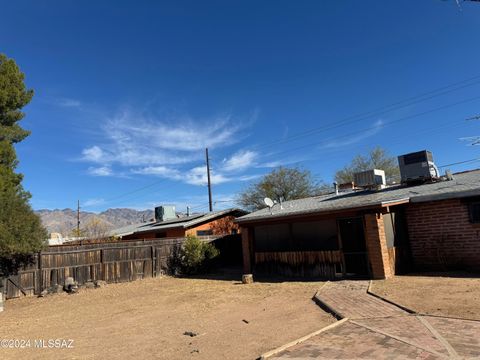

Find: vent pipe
<box><xmin>445</xmin><ymin>170</ymin><xmax>454</xmax><ymax>181</ymax></box>
<box><xmin>333</xmin><ymin>182</ymin><xmax>339</xmax><ymax>195</ymax></box>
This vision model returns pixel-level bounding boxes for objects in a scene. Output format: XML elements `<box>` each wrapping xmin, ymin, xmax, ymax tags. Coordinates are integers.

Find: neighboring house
<box><xmin>111</xmin><ymin>207</ymin><xmax>248</xmax><ymax>240</ymax></box>
<box><xmin>236</xmin><ymin>169</ymin><xmax>480</xmax><ymax>280</ymax></box>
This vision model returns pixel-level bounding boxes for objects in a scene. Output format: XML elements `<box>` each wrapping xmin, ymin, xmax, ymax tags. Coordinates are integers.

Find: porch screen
<box><xmin>292</xmin><ymin>220</ymin><xmax>338</xmax><ymax>250</ymax></box>
<box><xmin>254</xmin><ymin>224</ymin><xmax>290</xmax><ymax>251</ymax></box>
<box><xmin>254</xmin><ymin>220</ymin><xmax>338</xmax><ymax>251</ymax></box>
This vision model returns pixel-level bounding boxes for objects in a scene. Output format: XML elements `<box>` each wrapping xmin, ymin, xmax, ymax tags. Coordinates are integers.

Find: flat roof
<box><xmin>237</xmin><ymin>169</ymin><xmax>480</xmax><ymax>224</ymax></box>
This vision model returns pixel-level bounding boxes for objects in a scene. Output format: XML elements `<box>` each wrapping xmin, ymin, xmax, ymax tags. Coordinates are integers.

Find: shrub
<box><xmin>178</xmin><ymin>236</ymin><xmax>219</xmax><ymax>274</ymax></box>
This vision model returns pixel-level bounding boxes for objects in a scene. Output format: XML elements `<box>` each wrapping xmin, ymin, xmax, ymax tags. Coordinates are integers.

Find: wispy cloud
<box><xmin>88</xmin><ymin>166</ymin><xmax>113</xmax><ymax>176</ymax></box>
<box><xmin>459</xmin><ymin>136</ymin><xmax>480</xmax><ymax>146</ymax></box>
<box><xmin>83</xmin><ymin>198</ymin><xmax>105</xmax><ymax>207</ymax></box>
<box><xmin>222</xmin><ymin>150</ymin><xmax>258</xmax><ymax>172</ymax></box>
<box><xmin>81</xmin><ymin>110</ymin><xmax>242</xmax><ymax>167</ymax></box>
<box><xmin>51</xmin><ymin>97</ymin><xmax>82</xmax><ymax>108</ymax></box>
<box><xmin>321</xmin><ymin>120</ymin><xmax>384</xmax><ymax>149</ymax></box>
<box><xmin>134</xmin><ymin>165</ymin><xmax>232</xmax><ymax>186</ymax></box>
<box><xmin>80</xmin><ymin>108</ymin><xmax>274</xmax><ymax>187</ymax></box>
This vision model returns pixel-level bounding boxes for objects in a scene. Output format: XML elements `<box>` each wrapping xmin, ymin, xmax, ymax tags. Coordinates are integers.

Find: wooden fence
<box><xmin>2</xmin><ymin>237</ymin><xmax>193</xmax><ymax>300</ymax></box>
<box><xmin>254</xmin><ymin>250</ymin><xmax>343</xmax><ymax>279</ymax></box>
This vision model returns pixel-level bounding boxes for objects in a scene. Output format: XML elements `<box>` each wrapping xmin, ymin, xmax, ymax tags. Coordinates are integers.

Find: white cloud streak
<box><xmin>52</xmin><ymin>97</ymin><xmax>82</xmax><ymax>108</ymax></box>
<box><xmin>87</xmin><ymin>166</ymin><xmax>113</xmax><ymax>176</ymax></box>
<box><xmin>321</xmin><ymin>120</ymin><xmax>384</xmax><ymax>149</ymax></box>
<box><xmin>222</xmin><ymin>150</ymin><xmax>258</xmax><ymax>172</ymax></box>
<box><xmin>80</xmin><ymin>108</ymin><xmax>277</xmax><ymax>187</ymax></box>
<box><xmin>83</xmin><ymin>198</ymin><xmax>106</xmax><ymax>207</ymax></box>
<box><xmin>134</xmin><ymin>165</ymin><xmax>232</xmax><ymax>186</ymax></box>
<box><xmin>81</xmin><ymin>110</ymin><xmax>242</xmax><ymax>167</ymax></box>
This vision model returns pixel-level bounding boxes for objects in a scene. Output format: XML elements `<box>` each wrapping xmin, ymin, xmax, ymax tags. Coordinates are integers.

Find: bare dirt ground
<box><xmin>0</xmin><ymin>274</ymin><xmax>333</xmax><ymax>360</ymax></box>
<box><xmin>371</xmin><ymin>272</ymin><xmax>480</xmax><ymax>320</ymax></box>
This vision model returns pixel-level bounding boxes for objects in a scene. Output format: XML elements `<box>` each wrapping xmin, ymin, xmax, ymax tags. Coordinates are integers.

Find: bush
<box><xmin>178</xmin><ymin>236</ymin><xmax>219</xmax><ymax>275</ymax></box>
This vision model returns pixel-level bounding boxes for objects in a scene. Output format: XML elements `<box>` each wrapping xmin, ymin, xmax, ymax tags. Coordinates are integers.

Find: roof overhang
<box><xmin>236</xmin><ymin>198</ymin><xmax>410</xmax><ymax>226</ymax></box>
<box><xmin>410</xmin><ymin>189</ymin><xmax>480</xmax><ymax>203</ymax></box>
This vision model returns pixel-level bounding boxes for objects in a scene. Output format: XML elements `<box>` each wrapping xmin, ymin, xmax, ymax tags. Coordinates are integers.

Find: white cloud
<box><xmin>184</xmin><ymin>166</ymin><xmax>230</xmax><ymax>186</ymax></box>
<box><xmin>133</xmin><ymin>166</ymin><xmax>181</xmax><ymax>179</ymax></box>
<box><xmin>83</xmin><ymin>198</ymin><xmax>105</xmax><ymax>207</ymax></box>
<box><xmin>222</xmin><ymin>150</ymin><xmax>257</xmax><ymax>172</ymax></box>
<box><xmin>134</xmin><ymin>165</ymin><xmax>232</xmax><ymax>186</ymax></box>
<box><xmin>81</xmin><ymin>110</ymin><xmax>243</xmax><ymax>167</ymax></box>
<box><xmin>53</xmin><ymin>97</ymin><xmax>82</xmax><ymax>108</ymax></box>
<box><xmin>459</xmin><ymin>136</ymin><xmax>480</xmax><ymax>146</ymax></box>
<box><xmin>83</xmin><ymin>146</ymin><xmax>104</xmax><ymax>162</ymax></box>
<box><xmin>88</xmin><ymin>166</ymin><xmax>113</xmax><ymax>176</ymax></box>
<box><xmin>80</xmin><ymin>108</ymin><xmax>267</xmax><ymax>186</ymax></box>
<box><xmin>321</xmin><ymin>120</ymin><xmax>384</xmax><ymax>149</ymax></box>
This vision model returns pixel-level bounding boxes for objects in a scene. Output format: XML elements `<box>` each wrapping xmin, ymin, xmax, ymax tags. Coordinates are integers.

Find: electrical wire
<box><xmin>248</xmin><ymin>75</ymin><xmax>480</xmax><ymax>151</ymax></box>
<box><xmin>86</xmin><ymin>76</ymin><xmax>480</xmax><ymax>208</ymax></box>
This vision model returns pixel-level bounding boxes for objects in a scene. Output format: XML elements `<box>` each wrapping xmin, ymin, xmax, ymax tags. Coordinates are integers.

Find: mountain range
<box><xmin>36</xmin><ymin>208</ymin><xmax>155</xmax><ymax>236</ymax></box>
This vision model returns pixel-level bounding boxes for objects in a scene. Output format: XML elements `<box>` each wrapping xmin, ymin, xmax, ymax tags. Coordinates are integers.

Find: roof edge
<box><xmin>235</xmin><ymin>202</ymin><xmax>390</xmax><ymax>225</ymax></box>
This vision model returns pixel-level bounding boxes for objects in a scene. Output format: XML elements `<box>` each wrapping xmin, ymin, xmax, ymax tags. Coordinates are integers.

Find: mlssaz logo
<box><xmin>34</xmin><ymin>339</ymin><xmax>75</xmax><ymax>349</ymax></box>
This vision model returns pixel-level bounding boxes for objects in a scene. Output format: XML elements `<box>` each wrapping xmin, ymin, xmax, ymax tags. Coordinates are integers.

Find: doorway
<box><xmin>337</xmin><ymin>217</ymin><xmax>369</xmax><ymax>277</ymax></box>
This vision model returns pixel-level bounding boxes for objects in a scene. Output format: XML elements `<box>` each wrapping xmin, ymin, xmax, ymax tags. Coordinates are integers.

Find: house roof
<box><xmin>110</xmin><ymin>208</ymin><xmax>248</xmax><ymax>237</ymax></box>
<box><xmin>237</xmin><ymin>169</ymin><xmax>480</xmax><ymax>224</ymax></box>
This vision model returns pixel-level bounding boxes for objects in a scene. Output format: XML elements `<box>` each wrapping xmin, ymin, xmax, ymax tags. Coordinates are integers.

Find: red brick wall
<box><xmin>406</xmin><ymin>199</ymin><xmax>480</xmax><ymax>270</ymax></box>
<box><xmin>364</xmin><ymin>213</ymin><xmax>393</xmax><ymax>279</ymax></box>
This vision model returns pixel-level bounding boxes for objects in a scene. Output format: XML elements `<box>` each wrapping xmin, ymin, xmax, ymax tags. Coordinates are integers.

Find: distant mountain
<box><xmin>36</xmin><ymin>208</ymin><xmax>155</xmax><ymax>236</ymax></box>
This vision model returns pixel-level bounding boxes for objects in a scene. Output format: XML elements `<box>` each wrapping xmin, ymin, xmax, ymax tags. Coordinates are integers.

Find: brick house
<box><xmin>236</xmin><ymin>170</ymin><xmax>480</xmax><ymax>279</ymax></box>
<box><xmin>112</xmin><ymin>208</ymin><xmax>247</xmax><ymax>240</ymax></box>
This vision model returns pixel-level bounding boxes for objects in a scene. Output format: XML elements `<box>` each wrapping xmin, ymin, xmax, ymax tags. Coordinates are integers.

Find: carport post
<box><xmin>241</xmin><ymin>227</ymin><xmax>253</xmax><ymax>273</ymax></box>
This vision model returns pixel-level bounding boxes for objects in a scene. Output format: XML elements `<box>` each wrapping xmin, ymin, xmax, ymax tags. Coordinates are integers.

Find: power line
<box><xmin>102</xmin><ymin>177</ymin><xmax>170</xmax><ymax>203</ymax></box>
<box><xmin>248</xmin><ymin>75</ymin><xmax>480</xmax><ymax>151</ymax></box>
<box><xmin>257</xmin><ymin>95</ymin><xmax>480</xmax><ymax>162</ymax></box>
<box><xmin>438</xmin><ymin>158</ymin><xmax>480</xmax><ymax>168</ymax></box>
<box><xmin>86</xmin><ymin>75</ymin><xmax>480</xmax><ymax>207</ymax></box>
<box><xmin>467</xmin><ymin>115</ymin><xmax>480</xmax><ymax>120</ymax></box>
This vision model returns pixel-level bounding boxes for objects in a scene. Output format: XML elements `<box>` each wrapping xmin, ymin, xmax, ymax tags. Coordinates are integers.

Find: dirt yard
<box><xmin>0</xmin><ymin>275</ymin><xmax>333</xmax><ymax>360</ymax></box>
<box><xmin>371</xmin><ymin>273</ymin><xmax>480</xmax><ymax>320</ymax></box>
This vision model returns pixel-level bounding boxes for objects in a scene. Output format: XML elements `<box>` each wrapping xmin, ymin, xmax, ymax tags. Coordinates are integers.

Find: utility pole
<box><xmin>77</xmin><ymin>200</ymin><xmax>80</xmax><ymax>236</ymax></box>
<box><xmin>206</xmin><ymin>148</ymin><xmax>213</xmax><ymax>212</ymax></box>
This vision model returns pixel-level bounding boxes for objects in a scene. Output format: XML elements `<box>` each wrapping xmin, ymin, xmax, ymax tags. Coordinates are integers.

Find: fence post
<box><xmin>151</xmin><ymin>246</ymin><xmax>155</xmax><ymax>277</ymax></box>
<box><xmin>38</xmin><ymin>251</ymin><xmax>43</xmax><ymax>294</ymax></box>
<box><xmin>0</xmin><ymin>282</ymin><xmax>3</xmax><ymax>312</ymax></box>
<box><xmin>100</xmin><ymin>248</ymin><xmax>104</xmax><ymax>281</ymax></box>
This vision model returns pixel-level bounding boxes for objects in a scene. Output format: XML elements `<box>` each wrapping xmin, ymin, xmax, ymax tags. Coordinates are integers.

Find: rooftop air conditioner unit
<box><xmin>353</xmin><ymin>169</ymin><xmax>386</xmax><ymax>189</ymax></box>
<box><xmin>155</xmin><ymin>205</ymin><xmax>176</xmax><ymax>222</ymax></box>
<box><xmin>398</xmin><ymin>150</ymin><xmax>439</xmax><ymax>184</ymax></box>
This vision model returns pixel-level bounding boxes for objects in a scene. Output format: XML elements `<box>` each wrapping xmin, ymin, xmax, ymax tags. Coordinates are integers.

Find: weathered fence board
<box><xmin>2</xmin><ymin>237</ymin><xmax>189</xmax><ymax>299</ymax></box>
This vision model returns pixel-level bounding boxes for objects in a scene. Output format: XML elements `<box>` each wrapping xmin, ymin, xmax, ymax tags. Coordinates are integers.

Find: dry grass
<box><xmin>0</xmin><ymin>274</ymin><xmax>334</xmax><ymax>360</ymax></box>
<box><xmin>371</xmin><ymin>272</ymin><xmax>480</xmax><ymax>320</ymax></box>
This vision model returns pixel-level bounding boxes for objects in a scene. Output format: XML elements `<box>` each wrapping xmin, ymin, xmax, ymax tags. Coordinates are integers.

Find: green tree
<box><xmin>238</xmin><ymin>166</ymin><xmax>326</xmax><ymax>211</ymax></box>
<box><xmin>334</xmin><ymin>147</ymin><xmax>400</xmax><ymax>185</ymax></box>
<box><xmin>0</xmin><ymin>53</ymin><xmax>46</xmax><ymax>273</ymax></box>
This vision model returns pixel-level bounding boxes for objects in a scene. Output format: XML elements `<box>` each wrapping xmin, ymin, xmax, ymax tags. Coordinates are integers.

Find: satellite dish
<box><xmin>264</xmin><ymin>197</ymin><xmax>274</xmax><ymax>208</ymax></box>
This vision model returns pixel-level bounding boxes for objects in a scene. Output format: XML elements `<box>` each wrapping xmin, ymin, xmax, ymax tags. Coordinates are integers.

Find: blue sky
<box><xmin>1</xmin><ymin>0</ymin><xmax>480</xmax><ymax>213</ymax></box>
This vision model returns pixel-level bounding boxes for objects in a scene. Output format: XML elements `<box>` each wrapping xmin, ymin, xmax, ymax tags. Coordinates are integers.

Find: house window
<box><xmin>468</xmin><ymin>202</ymin><xmax>480</xmax><ymax>223</ymax></box>
<box><xmin>197</xmin><ymin>230</ymin><xmax>213</xmax><ymax>236</ymax></box>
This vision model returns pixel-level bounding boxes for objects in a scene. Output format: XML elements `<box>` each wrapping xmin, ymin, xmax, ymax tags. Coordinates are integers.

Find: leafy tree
<box><xmin>69</xmin><ymin>217</ymin><xmax>110</xmax><ymax>241</ymax></box>
<box><xmin>238</xmin><ymin>166</ymin><xmax>326</xmax><ymax>211</ymax></box>
<box><xmin>0</xmin><ymin>53</ymin><xmax>46</xmax><ymax>273</ymax></box>
<box><xmin>334</xmin><ymin>147</ymin><xmax>400</xmax><ymax>185</ymax></box>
